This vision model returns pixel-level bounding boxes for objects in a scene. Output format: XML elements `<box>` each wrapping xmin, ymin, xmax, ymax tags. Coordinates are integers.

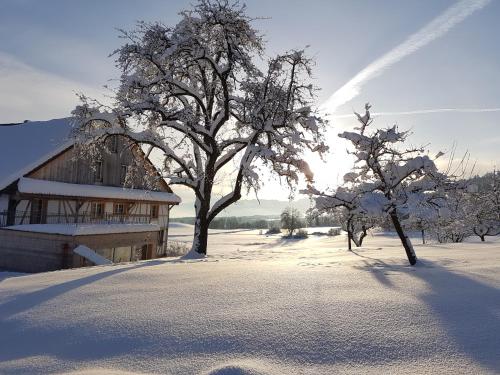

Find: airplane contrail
<box><xmin>332</xmin><ymin>107</ymin><xmax>500</xmax><ymax>119</ymax></box>
<box><xmin>321</xmin><ymin>0</ymin><xmax>491</xmax><ymax>114</ymax></box>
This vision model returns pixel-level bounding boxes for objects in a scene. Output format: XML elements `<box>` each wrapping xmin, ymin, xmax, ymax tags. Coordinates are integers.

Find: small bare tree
<box><xmin>470</xmin><ymin>171</ymin><xmax>500</xmax><ymax>241</ymax></box>
<box><xmin>433</xmin><ymin>186</ymin><xmax>473</xmax><ymax>243</ymax></box>
<box><xmin>312</xmin><ymin>185</ymin><xmax>376</xmax><ymax>250</ymax></box>
<box><xmin>280</xmin><ymin>207</ymin><xmax>303</xmax><ymax>237</ymax></box>
<box><xmin>334</xmin><ymin>103</ymin><xmax>443</xmax><ymax>265</ymax></box>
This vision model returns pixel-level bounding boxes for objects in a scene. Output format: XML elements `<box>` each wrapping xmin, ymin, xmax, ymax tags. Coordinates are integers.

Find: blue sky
<box><xmin>0</xmin><ymin>0</ymin><xmax>499</xmax><ymax>200</ymax></box>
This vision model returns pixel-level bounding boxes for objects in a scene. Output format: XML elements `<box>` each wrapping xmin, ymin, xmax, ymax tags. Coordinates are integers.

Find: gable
<box><xmin>0</xmin><ymin>118</ymin><xmax>74</xmax><ymax>190</ymax></box>
<box><xmin>25</xmin><ymin>139</ymin><xmax>168</xmax><ymax>192</ymax></box>
<box><xmin>133</xmin><ymin>146</ymin><xmax>173</xmax><ymax>193</ymax></box>
<box><xmin>0</xmin><ymin>118</ymin><xmax>175</xmax><ymax>195</ymax></box>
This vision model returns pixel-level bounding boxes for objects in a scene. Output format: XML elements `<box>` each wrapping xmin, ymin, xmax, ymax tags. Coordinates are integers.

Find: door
<box><xmin>141</xmin><ymin>244</ymin><xmax>153</xmax><ymax>260</ymax></box>
<box><xmin>6</xmin><ymin>199</ymin><xmax>18</xmax><ymax>226</ymax></box>
<box><xmin>30</xmin><ymin>199</ymin><xmax>47</xmax><ymax>224</ymax></box>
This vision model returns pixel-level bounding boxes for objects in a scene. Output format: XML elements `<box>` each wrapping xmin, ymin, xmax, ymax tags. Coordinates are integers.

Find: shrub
<box><xmin>164</xmin><ymin>241</ymin><xmax>189</xmax><ymax>257</ymax></box>
<box><xmin>266</xmin><ymin>227</ymin><xmax>282</xmax><ymax>235</ymax></box>
<box><xmin>327</xmin><ymin>228</ymin><xmax>341</xmax><ymax>236</ymax></box>
<box><xmin>294</xmin><ymin>229</ymin><xmax>309</xmax><ymax>239</ymax></box>
<box><xmin>281</xmin><ymin>207</ymin><xmax>304</xmax><ymax>236</ymax></box>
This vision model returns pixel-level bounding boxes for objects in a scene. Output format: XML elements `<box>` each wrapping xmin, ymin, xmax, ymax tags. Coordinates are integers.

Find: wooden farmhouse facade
<box><xmin>0</xmin><ymin>118</ymin><xmax>181</xmax><ymax>272</ymax></box>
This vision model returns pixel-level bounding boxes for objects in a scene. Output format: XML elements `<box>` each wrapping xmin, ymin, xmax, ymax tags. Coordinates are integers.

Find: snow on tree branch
<box><xmin>307</xmin><ymin>103</ymin><xmax>447</xmax><ymax>265</ymax></box>
<box><xmin>71</xmin><ymin>0</ymin><xmax>327</xmax><ymax>255</ymax></box>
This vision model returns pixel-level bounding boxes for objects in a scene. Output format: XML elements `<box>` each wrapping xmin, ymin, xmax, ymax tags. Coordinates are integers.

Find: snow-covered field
<box><xmin>1</xmin><ymin>225</ymin><xmax>499</xmax><ymax>374</ymax></box>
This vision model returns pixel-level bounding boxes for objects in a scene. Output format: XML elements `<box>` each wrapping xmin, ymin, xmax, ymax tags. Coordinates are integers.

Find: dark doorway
<box><xmin>141</xmin><ymin>244</ymin><xmax>153</xmax><ymax>260</ymax></box>
<box><xmin>6</xmin><ymin>199</ymin><xmax>19</xmax><ymax>226</ymax></box>
<box><xmin>30</xmin><ymin>199</ymin><xmax>47</xmax><ymax>224</ymax></box>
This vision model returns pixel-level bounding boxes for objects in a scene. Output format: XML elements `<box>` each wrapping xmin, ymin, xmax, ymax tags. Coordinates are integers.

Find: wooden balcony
<box><xmin>0</xmin><ymin>211</ymin><xmax>155</xmax><ymax>228</ymax></box>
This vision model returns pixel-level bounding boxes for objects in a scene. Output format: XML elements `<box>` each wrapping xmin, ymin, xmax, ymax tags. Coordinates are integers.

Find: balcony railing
<box><xmin>0</xmin><ymin>211</ymin><xmax>155</xmax><ymax>228</ymax></box>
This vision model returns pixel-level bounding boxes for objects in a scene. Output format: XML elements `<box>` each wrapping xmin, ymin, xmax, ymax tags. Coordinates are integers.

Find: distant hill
<box><xmin>170</xmin><ymin>198</ymin><xmax>312</xmax><ymax>218</ymax></box>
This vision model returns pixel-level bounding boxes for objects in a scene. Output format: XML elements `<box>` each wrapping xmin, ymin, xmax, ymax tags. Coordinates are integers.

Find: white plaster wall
<box><xmin>46</xmin><ymin>200</ymin><xmax>60</xmax><ymax>215</ymax></box>
<box><xmin>79</xmin><ymin>202</ymin><xmax>91</xmax><ymax>215</ymax></box>
<box><xmin>65</xmin><ymin>201</ymin><xmax>76</xmax><ymax>212</ymax></box>
<box><xmin>158</xmin><ymin>204</ymin><xmax>169</xmax><ymax>227</ymax></box>
<box><xmin>105</xmin><ymin>202</ymin><xmax>114</xmax><ymax>214</ymax></box>
<box><xmin>16</xmin><ymin>200</ymin><xmax>29</xmax><ymax>213</ymax></box>
<box><xmin>138</xmin><ymin>203</ymin><xmax>149</xmax><ymax>215</ymax></box>
<box><xmin>13</xmin><ymin>200</ymin><xmax>30</xmax><ymax>224</ymax></box>
<box><xmin>0</xmin><ymin>194</ymin><xmax>8</xmax><ymax>212</ymax></box>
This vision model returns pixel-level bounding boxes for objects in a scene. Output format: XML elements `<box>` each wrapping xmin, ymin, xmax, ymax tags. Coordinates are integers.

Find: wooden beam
<box><xmin>19</xmin><ymin>200</ymin><xmax>31</xmax><ymax>225</ymax></box>
<box><xmin>17</xmin><ymin>193</ymin><xmax>179</xmax><ymax>205</ymax></box>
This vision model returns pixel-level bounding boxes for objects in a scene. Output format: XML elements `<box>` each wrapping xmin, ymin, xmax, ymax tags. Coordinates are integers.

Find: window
<box><xmin>113</xmin><ymin>203</ymin><xmax>125</xmax><ymax>215</ymax></box>
<box><xmin>95</xmin><ymin>161</ymin><xmax>103</xmax><ymax>182</ymax></box>
<box><xmin>110</xmin><ymin>136</ymin><xmax>118</xmax><ymax>153</ymax></box>
<box><xmin>30</xmin><ymin>199</ymin><xmax>46</xmax><ymax>224</ymax></box>
<box><xmin>90</xmin><ymin>202</ymin><xmax>104</xmax><ymax>218</ymax></box>
<box><xmin>150</xmin><ymin>204</ymin><xmax>159</xmax><ymax>219</ymax></box>
<box><xmin>120</xmin><ymin>164</ymin><xmax>128</xmax><ymax>185</ymax></box>
<box><xmin>140</xmin><ymin>244</ymin><xmax>153</xmax><ymax>260</ymax></box>
<box><xmin>113</xmin><ymin>246</ymin><xmax>133</xmax><ymax>263</ymax></box>
<box><xmin>158</xmin><ymin>229</ymin><xmax>164</xmax><ymax>245</ymax></box>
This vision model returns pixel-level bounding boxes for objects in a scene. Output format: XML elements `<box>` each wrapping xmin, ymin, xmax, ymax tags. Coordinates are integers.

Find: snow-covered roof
<box><xmin>3</xmin><ymin>223</ymin><xmax>161</xmax><ymax>236</ymax></box>
<box><xmin>0</xmin><ymin>118</ymin><xmax>74</xmax><ymax>190</ymax></box>
<box><xmin>18</xmin><ymin>177</ymin><xmax>182</xmax><ymax>204</ymax></box>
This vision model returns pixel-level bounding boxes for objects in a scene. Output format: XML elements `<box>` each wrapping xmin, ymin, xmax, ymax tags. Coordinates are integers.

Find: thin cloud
<box><xmin>321</xmin><ymin>0</ymin><xmax>491</xmax><ymax>114</ymax></box>
<box><xmin>0</xmin><ymin>52</ymin><xmax>108</xmax><ymax>123</ymax></box>
<box><xmin>332</xmin><ymin>107</ymin><xmax>500</xmax><ymax>119</ymax></box>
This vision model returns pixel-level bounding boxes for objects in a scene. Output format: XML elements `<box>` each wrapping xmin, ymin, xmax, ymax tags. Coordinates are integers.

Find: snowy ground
<box><xmin>1</xmin><ymin>225</ymin><xmax>499</xmax><ymax>374</ymax></box>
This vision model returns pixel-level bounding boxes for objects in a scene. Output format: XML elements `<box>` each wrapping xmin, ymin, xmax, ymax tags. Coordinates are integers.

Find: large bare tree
<box><xmin>73</xmin><ymin>0</ymin><xmax>327</xmax><ymax>255</ymax></box>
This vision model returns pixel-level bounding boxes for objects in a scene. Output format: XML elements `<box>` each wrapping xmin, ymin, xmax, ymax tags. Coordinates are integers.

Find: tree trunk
<box><xmin>473</xmin><ymin>227</ymin><xmax>487</xmax><ymax>242</ymax></box>
<box><xmin>357</xmin><ymin>235</ymin><xmax>364</xmax><ymax>247</ymax></box>
<box><xmin>353</xmin><ymin>225</ymin><xmax>368</xmax><ymax>247</ymax></box>
<box><xmin>346</xmin><ymin>217</ymin><xmax>353</xmax><ymax>251</ymax></box>
<box><xmin>390</xmin><ymin>211</ymin><xmax>417</xmax><ymax>265</ymax></box>
<box><xmin>191</xmin><ymin>216</ymin><xmax>210</xmax><ymax>254</ymax></box>
<box><xmin>191</xmin><ymin>197</ymin><xmax>211</xmax><ymax>255</ymax></box>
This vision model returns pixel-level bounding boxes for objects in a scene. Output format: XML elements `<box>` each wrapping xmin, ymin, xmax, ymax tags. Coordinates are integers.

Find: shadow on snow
<box><xmin>350</xmin><ymin>250</ymin><xmax>500</xmax><ymax>371</ymax></box>
<box><xmin>0</xmin><ymin>250</ymin><xmax>499</xmax><ymax>373</ymax></box>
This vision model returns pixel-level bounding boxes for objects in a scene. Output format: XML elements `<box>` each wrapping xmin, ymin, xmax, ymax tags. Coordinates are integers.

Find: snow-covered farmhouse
<box><xmin>0</xmin><ymin>118</ymin><xmax>181</xmax><ymax>272</ymax></box>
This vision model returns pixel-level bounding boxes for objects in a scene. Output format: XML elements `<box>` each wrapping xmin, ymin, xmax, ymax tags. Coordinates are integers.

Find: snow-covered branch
<box><xmin>71</xmin><ymin>0</ymin><xmax>326</xmax><ymax>255</ymax></box>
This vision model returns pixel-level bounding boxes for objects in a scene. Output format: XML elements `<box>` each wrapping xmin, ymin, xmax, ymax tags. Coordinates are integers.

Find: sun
<box><xmin>305</xmin><ymin>130</ymin><xmax>356</xmax><ymax>192</ymax></box>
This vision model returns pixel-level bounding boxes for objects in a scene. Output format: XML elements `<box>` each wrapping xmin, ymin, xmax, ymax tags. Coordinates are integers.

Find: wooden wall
<box><xmin>28</xmin><ymin>136</ymin><xmax>165</xmax><ymax>191</ymax></box>
<box><xmin>0</xmin><ymin>194</ymin><xmax>8</xmax><ymax>212</ymax></box>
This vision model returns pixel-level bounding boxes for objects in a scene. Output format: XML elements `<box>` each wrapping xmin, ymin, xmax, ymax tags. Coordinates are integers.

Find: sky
<box><xmin>1</xmin><ymin>0</ymin><xmax>499</xmax><ymax>207</ymax></box>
